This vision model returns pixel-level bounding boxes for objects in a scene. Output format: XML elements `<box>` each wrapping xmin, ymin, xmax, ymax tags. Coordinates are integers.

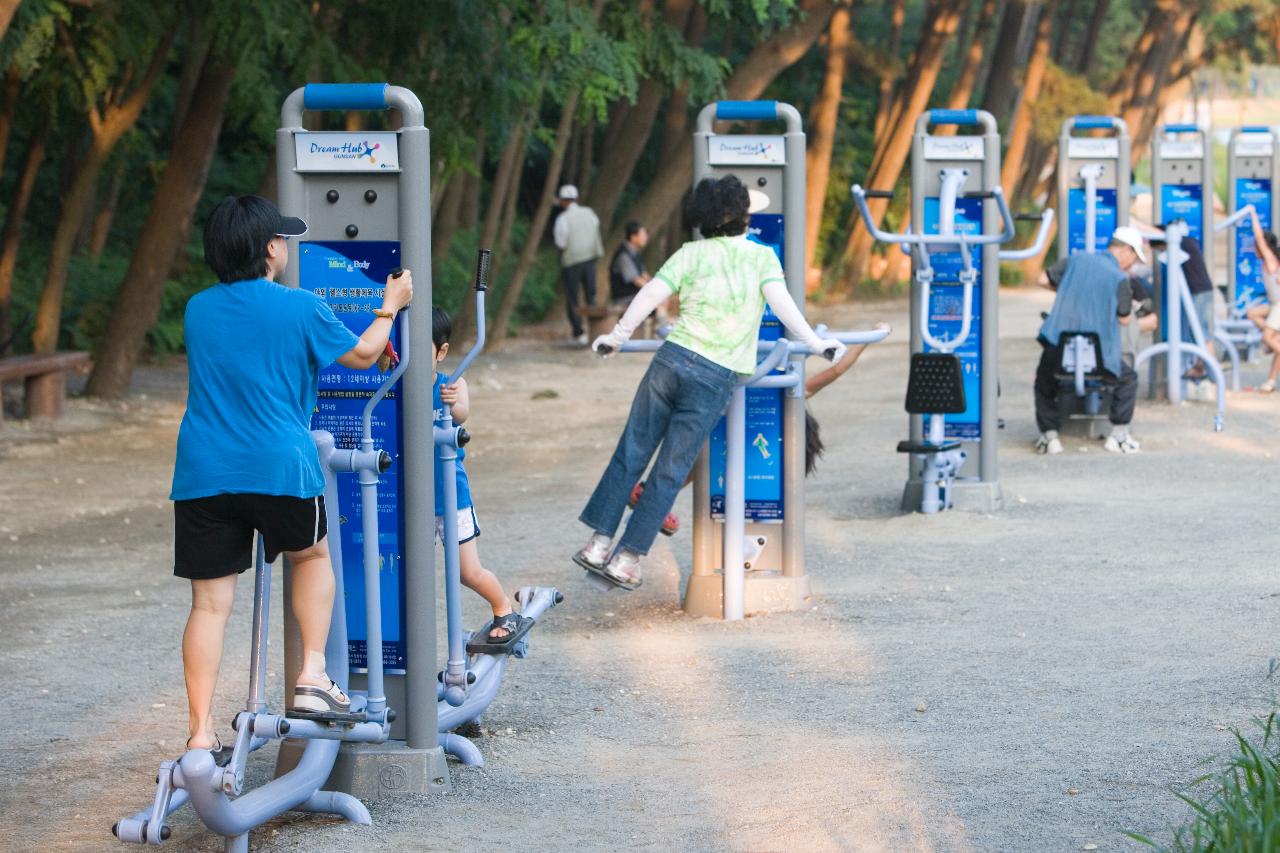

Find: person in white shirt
<box><xmin>552</xmin><ymin>185</ymin><xmax>604</xmax><ymax>345</ymax></box>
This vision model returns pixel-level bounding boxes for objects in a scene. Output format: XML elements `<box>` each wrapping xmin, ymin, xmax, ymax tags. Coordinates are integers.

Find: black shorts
<box><xmin>174</xmin><ymin>494</ymin><xmax>327</xmax><ymax>581</ymax></box>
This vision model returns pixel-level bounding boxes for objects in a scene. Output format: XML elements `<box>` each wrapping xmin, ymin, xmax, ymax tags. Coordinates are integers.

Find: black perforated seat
<box><xmin>904</xmin><ymin>352</ymin><xmax>967</xmax><ymax>415</ymax></box>
<box><xmin>897</xmin><ymin>439</ymin><xmax>962</xmax><ymax>454</ymax></box>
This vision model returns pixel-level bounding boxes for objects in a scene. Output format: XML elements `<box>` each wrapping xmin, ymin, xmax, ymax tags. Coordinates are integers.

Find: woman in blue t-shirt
<box><xmin>171</xmin><ymin>195</ymin><xmax>412</xmax><ymax>761</ymax></box>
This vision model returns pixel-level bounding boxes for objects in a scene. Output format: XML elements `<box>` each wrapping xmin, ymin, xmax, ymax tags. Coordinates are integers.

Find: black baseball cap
<box><xmin>274</xmin><ymin>211</ymin><xmax>308</xmax><ymax>237</ymax></box>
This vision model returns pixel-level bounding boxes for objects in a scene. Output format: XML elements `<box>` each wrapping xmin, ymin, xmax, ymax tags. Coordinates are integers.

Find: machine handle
<box><xmin>1214</xmin><ymin>204</ymin><xmax>1255</xmax><ymax>233</ymax></box>
<box><xmin>927</xmin><ymin>109</ymin><xmax>980</xmax><ymax>126</ymax></box>
<box><xmin>303</xmin><ymin>83</ymin><xmax>389</xmax><ymax>111</ymax></box>
<box><xmin>851</xmin><ymin>183</ymin><xmax>1015</xmax><ymax>247</ymax></box>
<box><xmin>474</xmin><ymin>249</ymin><xmax>491</xmax><ymax>292</ymax></box>
<box><xmin>1014</xmin><ymin>213</ymin><xmax>1043</xmax><ymax>221</ymax></box>
<box><xmin>1241</xmin><ymin>125</ymin><xmax>1272</xmax><ymax>133</ymax></box>
<box><xmin>1163</xmin><ymin>123</ymin><xmax>1200</xmax><ymax>134</ymax></box>
<box><xmin>716</xmin><ymin>100</ymin><xmax>778</xmax><ymax>122</ymax></box>
<box><xmin>863</xmin><ymin>189</ymin><xmax>896</xmax><ymax>199</ymax></box>
<box><xmin>963</xmin><ymin>191</ymin><xmax>995</xmax><ymax>199</ymax></box>
<box><xmin>446</xmin><ymin>250</ymin><xmax>489</xmax><ymax>385</ymax></box>
<box><xmin>1072</xmin><ymin>115</ymin><xmax>1117</xmax><ymax>130</ymax></box>
<box><xmin>999</xmin><ymin>208</ymin><xmax>1056</xmax><ymax>261</ymax></box>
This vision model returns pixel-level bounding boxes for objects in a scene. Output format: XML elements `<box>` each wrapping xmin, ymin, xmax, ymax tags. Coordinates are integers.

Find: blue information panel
<box><xmin>709</xmin><ymin>212</ymin><xmax>785</xmax><ymax>522</ymax></box>
<box><xmin>1160</xmin><ymin>185</ymin><xmax>1204</xmax><ymax>243</ymax></box>
<box><xmin>1235</xmin><ymin>178</ymin><xmax>1271</xmax><ymax>306</ymax></box>
<box><xmin>1067</xmin><ymin>188</ymin><xmax>1118</xmax><ymax>253</ymax></box>
<box><xmin>922</xmin><ymin>198</ymin><xmax>983</xmax><ymax>441</ymax></box>
<box><xmin>300</xmin><ymin>241</ymin><xmax>407</xmax><ymax>674</ymax></box>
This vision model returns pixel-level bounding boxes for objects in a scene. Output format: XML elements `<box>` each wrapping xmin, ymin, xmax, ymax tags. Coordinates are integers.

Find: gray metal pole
<box><xmin>979</xmin><ymin>112</ymin><xmax>1000</xmax><ymax>489</ymax></box>
<box><xmin>780</xmin><ymin>108</ymin><xmax>806</xmax><ymax>579</ymax></box>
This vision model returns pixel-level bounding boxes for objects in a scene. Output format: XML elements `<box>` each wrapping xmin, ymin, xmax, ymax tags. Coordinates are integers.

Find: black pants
<box><xmin>1034</xmin><ymin>341</ymin><xmax>1137</xmax><ymax>432</ymax></box>
<box><xmin>562</xmin><ymin>260</ymin><xmax>597</xmax><ymax>336</ymax></box>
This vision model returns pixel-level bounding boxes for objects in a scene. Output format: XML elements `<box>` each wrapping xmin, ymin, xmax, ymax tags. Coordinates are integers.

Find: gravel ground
<box><xmin>1</xmin><ymin>288</ymin><xmax>1276</xmax><ymax>852</ymax></box>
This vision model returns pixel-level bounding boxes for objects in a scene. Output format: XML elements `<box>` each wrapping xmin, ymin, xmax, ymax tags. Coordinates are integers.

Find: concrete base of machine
<box><xmin>901</xmin><ymin>479</ymin><xmax>1003</xmax><ymax>513</ymax></box>
<box><xmin>277</xmin><ymin>740</ymin><xmax>450</xmax><ymax>800</ymax></box>
<box><xmin>683</xmin><ymin>570</ymin><xmax>812</xmax><ymax>618</ymax></box>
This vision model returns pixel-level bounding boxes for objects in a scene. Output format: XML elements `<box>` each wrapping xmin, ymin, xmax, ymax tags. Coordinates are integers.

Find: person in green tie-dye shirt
<box><xmin>573</xmin><ymin>175</ymin><xmax>846</xmax><ymax>590</ymax></box>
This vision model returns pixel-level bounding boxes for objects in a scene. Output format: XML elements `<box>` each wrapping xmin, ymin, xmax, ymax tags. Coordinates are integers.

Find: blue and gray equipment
<box><xmin>853</xmin><ymin>108</ymin><xmax>1051</xmax><ymax>513</ymax></box>
<box><xmin>1052</xmin><ymin>114</ymin><xmax>1131</xmax><ymax>434</ymax></box>
<box><xmin>599</xmin><ymin>100</ymin><xmax>888</xmax><ymax>620</ymax></box>
<box><xmin>1220</xmin><ymin>126</ymin><xmax>1276</xmax><ymax>359</ymax></box>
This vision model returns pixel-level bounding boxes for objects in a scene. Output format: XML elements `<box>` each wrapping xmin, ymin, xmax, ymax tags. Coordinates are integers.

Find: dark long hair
<box><xmin>685</xmin><ymin>175</ymin><xmax>750</xmax><ymax>238</ymax></box>
<box><xmin>805</xmin><ymin>408</ymin><xmax>824</xmax><ymax>477</ymax></box>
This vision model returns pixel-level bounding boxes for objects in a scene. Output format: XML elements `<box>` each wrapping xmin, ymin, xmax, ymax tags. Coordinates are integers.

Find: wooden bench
<box><xmin>0</xmin><ymin>351</ymin><xmax>92</xmax><ymax>420</ymax></box>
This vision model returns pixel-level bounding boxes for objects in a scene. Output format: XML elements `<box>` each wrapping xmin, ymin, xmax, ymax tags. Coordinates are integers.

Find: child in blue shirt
<box><xmin>172</xmin><ymin>195</ymin><xmax>413</xmax><ymax>761</ymax></box>
<box><xmin>432</xmin><ymin>307</ymin><xmax>532</xmax><ymax>651</ymax></box>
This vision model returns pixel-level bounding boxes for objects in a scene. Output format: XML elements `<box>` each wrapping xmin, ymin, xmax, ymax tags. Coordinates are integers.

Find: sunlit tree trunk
<box><xmin>1000</xmin><ymin>0</ymin><xmax>1054</xmax><ymax>197</ymax></box>
<box><xmin>804</xmin><ymin>3</ymin><xmax>852</xmax><ymax>276</ymax></box>
<box><xmin>0</xmin><ymin>126</ymin><xmax>46</xmax><ymax>355</ymax></box>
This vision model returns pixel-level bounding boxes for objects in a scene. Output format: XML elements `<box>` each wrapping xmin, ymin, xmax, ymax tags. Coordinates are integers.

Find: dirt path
<box><xmin>1</xmin><ymin>289</ymin><xmax>1276</xmax><ymax>852</ymax></box>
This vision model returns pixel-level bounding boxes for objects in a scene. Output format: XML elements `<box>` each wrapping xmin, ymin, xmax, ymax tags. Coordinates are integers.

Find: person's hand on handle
<box><xmin>592</xmin><ymin>326</ymin><xmax>630</xmax><ymax>357</ymax></box>
<box><xmin>817</xmin><ymin>339</ymin><xmax>848</xmax><ymax>364</ymax></box>
<box><xmin>872</xmin><ymin>321</ymin><xmax>892</xmax><ymax>334</ymax></box>
<box><xmin>439</xmin><ymin>382</ymin><xmax>460</xmax><ymax>406</ymax></box>
<box><xmin>383</xmin><ymin>268</ymin><xmax>414</xmax><ymax>313</ymax></box>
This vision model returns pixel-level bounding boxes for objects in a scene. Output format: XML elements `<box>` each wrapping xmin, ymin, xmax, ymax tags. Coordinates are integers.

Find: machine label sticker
<box><xmin>1067</xmin><ymin>138</ymin><xmax>1119</xmax><ymax>159</ymax></box>
<box><xmin>301</xmin><ymin>240</ymin><xmax>407</xmax><ymax>674</ymax></box>
<box><xmin>710</xmin><ymin>212</ymin><xmax>785</xmax><ymax>521</ymax></box>
<box><xmin>1066</xmin><ymin>187</ymin><xmax>1118</xmax><ymax>253</ymax></box>
<box><xmin>295</xmin><ymin>132</ymin><xmax>401</xmax><ymax>172</ymax></box>
<box><xmin>1234</xmin><ymin>136</ymin><xmax>1274</xmax><ymax>157</ymax></box>
<box><xmin>1160</xmin><ymin>184</ymin><xmax>1204</xmax><ymax>243</ymax></box>
<box><xmin>1159</xmin><ymin>140</ymin><xmax>1204</xmax><ymax>159</ymax></box>
<box><xmin>707</xmin><ymin>135</ymin><xmax>786</xmax><ymax>166</ymax></box>
<box><xmin>922</xmin><ymin>137</ymin><xmax>984</xmax><ymax>161</ymax></box>
<box><xmin>922</xmin><ymin>197</ymin><xmax>983</xmax><ymax>441</ymax></box>
<box><xmin>1235</xmin><ymin>178</ymin><xmax>1272</xmax><ymax>306</ymax></box>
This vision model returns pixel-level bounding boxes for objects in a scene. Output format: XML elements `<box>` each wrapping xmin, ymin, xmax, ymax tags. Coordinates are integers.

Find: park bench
<box><xmin>0</xmin><ymin>351</ymin><xmax>91</xmax><ymax>420</ymax></box>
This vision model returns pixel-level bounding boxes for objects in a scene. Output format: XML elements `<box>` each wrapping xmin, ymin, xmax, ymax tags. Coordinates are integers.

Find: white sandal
<box><xmin>1259</xmin><ymin>380</ymin><xmax>1275</xmax><ymax>394</ymax></box>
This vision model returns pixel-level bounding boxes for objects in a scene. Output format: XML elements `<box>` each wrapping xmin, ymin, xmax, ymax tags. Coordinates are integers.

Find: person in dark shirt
<box><xmin>609</xmin><ymin>221</ymin><xmax>651</xmax><ymax>306</ymax></box>
<box><xmin>1177</xmin><ymin>234</ymin><xmax>1217</xmax><ymax>377</ymax></box>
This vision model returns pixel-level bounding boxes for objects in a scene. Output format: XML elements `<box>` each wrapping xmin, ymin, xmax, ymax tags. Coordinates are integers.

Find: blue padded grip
<box><xmin>1163</xmin><ymin>123</ymin><xmax>1200</xmax><ymax>134</ymax></box>
<box><xmin>303</xmin><ymin>83</ymin><xmax>389</xmax><ymax>111</ymax></box>
<box><xmin>1073</xmin><ymin>115</ymin><xmax>1115</xmax><ymax>130</ymax></box>
<box><xmin>1241</xmin><ymin>125</ymin><xmax>1272</xmax><ymax>133</ymax></box>
<box><xmin>928</xmin><ymin>109</ymin><xmax>979</xmax><ymax>126</ymax></box>
<box><xmin>716</xmin><ymin>101</ymin><xmax>778</xmax><ymax>121</ymax></box>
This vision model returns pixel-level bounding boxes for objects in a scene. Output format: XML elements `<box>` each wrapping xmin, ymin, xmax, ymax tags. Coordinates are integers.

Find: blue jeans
<box><xmin>580</xmin><ymin>342</ymin><xmax>737</xmax><ymax>555</ymax></box>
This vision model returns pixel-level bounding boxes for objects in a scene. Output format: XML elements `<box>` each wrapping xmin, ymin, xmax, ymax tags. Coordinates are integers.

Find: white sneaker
<box><xmin>602</xmin><ymin>550</ymin><xmax>642</xmax><ymax>588</ymax></box>
<box><xmin>572</xmin><ymin>535</ymin><xmax>612</xmax><ymax>571</ymax></box>
<box><xmin>574</xmin><ymin>332</ymin><xmax>588</xmax><ymax>347</ymax></box>
<box><xmin>1103</xmin><ymin>431</ymin><xmax>1141</xmax><ymax>454</ymax></box>
<box><xmin>1035</xmin><ymin>432</ymin><xmax>1063</xmax><ymax>455</ymax></box>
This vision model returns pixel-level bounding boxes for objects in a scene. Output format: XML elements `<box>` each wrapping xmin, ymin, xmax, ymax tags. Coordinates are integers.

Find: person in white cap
<box><xmin>552</xmin><ymin>184</ymin><xmax>604</xmax><ymax>345</ymax></box>
<box><xmin>1033</xmin><ymin>225</ymin><xmax>1147</xmax><ymax>455</ymax></box>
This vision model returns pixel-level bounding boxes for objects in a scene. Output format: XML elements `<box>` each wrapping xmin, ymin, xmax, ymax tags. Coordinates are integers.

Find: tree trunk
<box><xmin>1107</xmin><ymin>3</ymin><xmax>1164</xmax><ymax>110</ymax></box>
<box><xmin>460</xmin><ymin>128</ymin><xmax>485</xmax><ymax>233</ymax></box>
<box><xmin>0</xmin><ymin>0</ymin><xmax>21</xmax><ymax>43</ymax></box>
<box><xmin>608</xmin><ymin>0</ymin><xmax>836</xmax><ymax>257</ymax></box>
<box><xmin>872</xmin><ymin>0</ymin><xmax>907</xmax><ymax>141</ymax></box>
<box><xmin>578</xmin><ymin>120</ymin><xmax>594</xmax><ymax>198</ymax></box>
<box><xmin>1000</xmin><ymin>0</ymin><xmax>1054</xmax><ymax>198</ymax></box>
<box><xmin>0</xmin><ymin>67</ymin><xmax>20</xmax><ymax>177</ymax></box>
<box><xmin>840</xmin><ymin>0</ymin><xmax>966</xmax><ymax>290</ymax></box>
<box><xmin>1118</xmin><ymin>2</ymin><xmax>1194</xmax><ymax>166</ymax></box>
<box><xmin>0</xmin><ymin>126</ymin><xmax>46</xmax><ymax>355</ymax></box>
<box><xmin>943</xmin><ymin>0</ymin><xmax>998</xmax><ymax>116</ymax></box>
<box><xmin>586</xmin><ymin>0</ymin><xmax>695</xmax><ymax>235</ymax></box>
<box><xmin>980</xmin><ymin>0</ymin><xmax>1033</xmax><ymax>125</ymax></box>
<box><xmin>480</xmin><ymin>118</ymin><xmax>529</xmax><ymax>252</ymax></box>
<box><xmin>1129</xmin><ymin>13</ymin><xmax>1199</xmax><ymax>162</ymax></box>
<box><xmin>430</xmin><ymin>173</ymin><xmax>465</xmax><ymax>277</ymax></box>
<box><xmin>492</xmin><ymin>90</ymin><xmax>582</xmax><ymax>342</ymax></box>
<box><xmin>496</xmin><ymin>129</ymin><xmax>530</xmax><ymax>257</ymax></box>
<box><xmin>85</xmin><ymin>56</ymin><xmax>235</xmax><ymax>397</ymax></box>
<box><xmin>804</xmin><ymin>3</ymin><xmax>852</xmax><ymax>274</ymax></box>
<box><xmin>1073</xmin><ymin>0</ymin><xmax>1110</xmax><ymax>74</ymax></box>
<box><xmin>32</xmin><ymin>23</ymin><xmax>177</xmax><ymax>353</ymax></box>
<box><xmin>88</xmin><ymin>157</ymin><xmax>127</xmax><ymax>259</ymax></box>
<box><xmin>173</xmin><ymin>18</ymin><xmax>211</xmax><ymax>130</ymax></box>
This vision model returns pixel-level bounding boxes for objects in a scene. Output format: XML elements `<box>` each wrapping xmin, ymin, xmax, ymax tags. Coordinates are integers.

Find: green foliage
<box><xmin>1031</xmin><ymin>63</ymin><xmax>1112</xmax><ymax>147</ymax></box>
<box><xmin>1129</xmin><ymin>712</ymin><xmax>1280</xmax><ymax>852</ymax></box>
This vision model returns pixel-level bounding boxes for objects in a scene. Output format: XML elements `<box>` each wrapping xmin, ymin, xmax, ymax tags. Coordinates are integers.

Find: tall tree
<box><xmin>1073</xmin><ymin>0</ymin><xmax>1110</xmax><ymax>75</ymax></box>
<box><xmin>943</xmin><ymin>0</ymin><xmax>999</xmax><ymax>117</ymax></box>
<box><xmin>85</xmin><ymin>47</ymin><xmax>236</xmax><ymax>396</ymax></box>
<box><xmin>31</xmin><ymin>15</ymin><xmax>177</xmax><ymax>353</ymax></box>
<box><xmin>980</xmin><ymin>0</ymin><xmax>1035</xmax><ymax>125</ymax></box>
<box><xmin>607</xmin><ymin>0</ymin><xmax>837</xmax><ymax>256</ymax></box>
<box><xmin>0</xmin><ymin>125</ymin><xmax>45</xmax><ymax>355</ymax></box>
<box><xmin>1000</xmin><ymin>0</ymin><xmax>1054</xmax><ymax>197</ymax></box>
<box><xmin>804</xmin><ymin>1</ymin><xmax>853</xmax><ymax>274</ymax></box>
<box><xmin>0</xmin><ymin>0</ymin><xmax>20</xmax><ymax>43</ymax></box>
<box><xmin>872</xmin><ymin>0</ymin><xmax>906</xmax><ymax>140</ymax></box>
<box><xmin>840</xmin><ymin>0</ymin><xmax>966</xmax><ymax>290</ymax></box>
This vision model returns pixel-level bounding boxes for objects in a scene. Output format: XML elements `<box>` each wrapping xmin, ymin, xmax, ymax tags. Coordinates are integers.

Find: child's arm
<box><xmin>761</xmin><ymin>279</ymin><xmax>846</xmax><ymax>363</ymax></box>
<box><xmin>1250</xmin><ymin>207</ymin><xmax>1280</xmax><ymax>275</ymax></box>
<box><xmin>805</xmin><ymin>322</ymin><xmax>891</xmax><ymax>397</ymax></box>
<box><xmin>440</xmin><ymin>377</ymin><xmax>470</xmax><ymax>423</ymax></box>
<box><xmin>593</xmin><ymin>278</ymin><xmax>675</xmax><ymax>353</ymax></box>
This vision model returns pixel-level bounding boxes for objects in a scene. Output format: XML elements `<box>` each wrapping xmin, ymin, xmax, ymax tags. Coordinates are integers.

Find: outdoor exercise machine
<box><xmin>1220</xmin><ymin>126</ymin><xmax>1277</xmax><ymax>360</ymax></box>
<box><xmin>595</xmin><ymin>100</ymin><xmax>888</xmax><ymax>619</ymax></box>
<box><xmin>1051</xmin><ymin>114</ymin><xmax>1132</xmax><ymax>434</ymax></box>
<box><xmin>1134</xmin><ymin>217</ymin><xmax>1227</xmax><ymax>430</ymax></box>
<box><xmin>853</xmin><ymin>108</ymin><xmax>1052</xmax><ymax>514</ymax></box>
<box><xmin>1149</xmin><ymin>123</ymin><xmax>1221</xmax><ymax>394</ymax></box>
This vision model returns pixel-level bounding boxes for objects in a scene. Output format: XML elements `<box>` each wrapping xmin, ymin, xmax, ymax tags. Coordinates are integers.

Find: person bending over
<box><xmin>1244</xmin><ymin>207</ymin><xmax>1280</xmax><ymax>392</ymax></box>
<box><xmin>431</xmin><ymin>306</ymin><xmax>533</xmax><ymax>651</ymax></box>
<box><xmin>172</xmin><ymin>195</ymin><xmax>412</xmax><ymax>761</ymax></box>
<box><xmin>1033</xmin><ymin>226</ymin><xmax>1146</xmax><ymax>455</ymax></box>
<box><xmin>574</xmin><ymin>174</ymin><xmax>846</xmax><ymax>590</ymax></box>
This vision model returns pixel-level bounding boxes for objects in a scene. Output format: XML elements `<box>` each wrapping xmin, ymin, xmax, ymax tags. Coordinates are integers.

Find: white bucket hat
<box><xmin>1110</xmin><ymin>225</ymin><xmax>1148</xmax><ymax>264</ymax></box>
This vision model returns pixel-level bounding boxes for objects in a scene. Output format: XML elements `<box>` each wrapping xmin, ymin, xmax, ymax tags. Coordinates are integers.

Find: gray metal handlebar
<box><xmin>850</xmin><ymin>184</ymin><xmax>1016</xmax><ymax>248</ymax></box>
<box><xmin>1215</xmin><ymin>204</ymin><xmax>1255</xmax><ymax>233</ymax></box>
<box><xmin>999</xmin><ymin>209</ymin><xmax>1056</xmax><ymax>260</ymax></box>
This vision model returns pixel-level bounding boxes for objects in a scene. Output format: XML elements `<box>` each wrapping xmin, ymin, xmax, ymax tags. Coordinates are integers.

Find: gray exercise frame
<box><xmin>1221</xmin><ymin>126</ymin><xmax>1276</xmax><ymax>361</ymax></box>
<box><xmin>1057</xmin><ymin>115</ymin><xmax>1130</xmax><ymax>261</ymax></box>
